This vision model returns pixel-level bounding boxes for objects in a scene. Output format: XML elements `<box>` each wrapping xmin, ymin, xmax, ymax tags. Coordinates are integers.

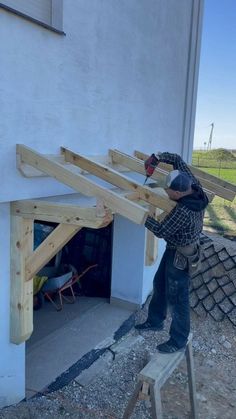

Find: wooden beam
<box><xmin>134</xmin><ymin>150</ymin><xmax>173</xmax><ymax>172</ymax></box>
<box><xmin>109</xmin><ymin>149</ymin><xmax>168</xmax><ymax>186</ymax></box>
<box><xmin>11</xmin><ymin>200</ymin><xmax>113</xmax><ymax>229</ymax></box>
<box><xmin>61</xmin><ymin>147</ymin><xmax>175</xmax><ymax>213</ymax></box>
<box><xmin>135</xmin><ymin>150</ymin><xmax>236</xmax><ymax>201</ymax></box>
<box><xmin>145</xmin><ymin>207</ymin><xmax>159</xmax><ymax>266</ymax></box>
<box><xmin>10</xmin><ymin>216</ymin><xmax>33</xmax><ymax>344</ymax></box>
<box><xmin>187</xmin><ymin>163</ymin><xmax>236</xmax><ymax>193</ymax></box>
<box><xmin>61</xmin><ymin>146</ymin><xmax>144</xmax><ymax>188</ymax></box>
<box><xmin>25</xmin><ymin>224</ymin><xmax>82</xmax><ymax>282</ymax></box>
<box><xmin>17</xmin><ymin>150</ymin><xmax>113</xmax><ymax>178</ymax></box>
<box><xmin>17</xmin><ymin>145</ymin><xmax>148</xmax><ymax>225</ymax></box>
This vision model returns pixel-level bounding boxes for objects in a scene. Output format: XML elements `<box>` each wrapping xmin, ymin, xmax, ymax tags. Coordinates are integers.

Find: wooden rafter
<box><xmin>109</xmin><ymin>149</ymin><xmax>215</xmax><ymax>203</ymax></box>
<box><xmin>17</xmin><ymin>144</ymin><xmax>149</xmax><ymax>224</ymax></box>
<box><xmin>14</xmin><ymin>143</ymin><xmax>234</xmax><ymax>345</ymax></box>
<box><xmin>134</xmin><ymin>150</ymin><xmax>236</xmax><ymax>202</ymax></box>
<box><xmin>61</xmin><ymin>147</ymin><xmax>175</xmax><ymax>213</ymax></box>
<box><xmin>109</xmin><ymin>149</ymin><xmax>168</xmax><ymax>186</ymax></box>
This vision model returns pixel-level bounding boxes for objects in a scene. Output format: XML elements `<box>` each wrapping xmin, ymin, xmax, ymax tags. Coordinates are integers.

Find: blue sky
<box><xmin>194</xmin><ymin>0</ymin><xmax>236</xmax><ymax>149</ymax></box>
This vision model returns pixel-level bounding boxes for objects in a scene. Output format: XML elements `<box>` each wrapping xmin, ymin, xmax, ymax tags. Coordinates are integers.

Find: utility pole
<box><xmin>207</xmin><ymin>123</ymin><xmax>214</xmax><ymax>151</ymax></box>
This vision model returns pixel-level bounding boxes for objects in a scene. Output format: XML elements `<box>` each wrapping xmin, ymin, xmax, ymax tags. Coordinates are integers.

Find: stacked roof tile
<box><xmin>190</xmin><ymin>235</ymin><xmax>236</xmax><ymax>326</ymax></box>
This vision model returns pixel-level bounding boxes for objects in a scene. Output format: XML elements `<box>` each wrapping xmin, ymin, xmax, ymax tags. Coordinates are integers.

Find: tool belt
<box><xmin>173</xmin><ymin>242</ymin><xmax>202</xmax><ymax>276</ymax></box>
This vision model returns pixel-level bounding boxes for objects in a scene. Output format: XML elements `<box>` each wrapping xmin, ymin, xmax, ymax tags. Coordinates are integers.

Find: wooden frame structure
<box><xmin>11</xmin><ymin>144</ymin><xmax>236</xmax><ymax>345</ymax></box>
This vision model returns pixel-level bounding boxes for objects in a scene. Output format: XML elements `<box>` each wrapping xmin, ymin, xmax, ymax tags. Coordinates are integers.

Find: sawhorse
<box><xmin>123</xmin><ymin>334</ymin><xmax>197</xmax><ymax>419</ymax></box>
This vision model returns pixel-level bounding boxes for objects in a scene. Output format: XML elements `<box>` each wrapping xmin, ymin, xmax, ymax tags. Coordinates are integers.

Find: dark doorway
<box><xmin>60</xmin><ymin>224</ymin><xmax>113</xmax><ymax>298</ymax></box>
<box><xmin>34</xmin><ymin>221</ymin><xmax>113</xmax><ymax>306</ymax></box>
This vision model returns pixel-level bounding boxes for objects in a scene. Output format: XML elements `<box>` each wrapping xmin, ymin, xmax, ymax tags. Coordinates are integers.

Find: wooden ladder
<box><xmin>122</xmin><ymin>334</ymin><xmax>197</xmax><ymax>419</ymax></box>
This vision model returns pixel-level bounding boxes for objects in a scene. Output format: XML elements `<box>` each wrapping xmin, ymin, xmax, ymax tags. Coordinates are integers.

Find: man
<box><xmin>135</xmin><ymin>152</ymin><xmax>209</xmax><ymax>353</ymax></box>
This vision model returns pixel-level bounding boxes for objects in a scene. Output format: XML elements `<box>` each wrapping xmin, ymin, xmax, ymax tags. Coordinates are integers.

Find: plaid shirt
<box><xmin>145</xmin><ymin>153</ymin><xmax>206</xmax><ymax>247</ymax></box>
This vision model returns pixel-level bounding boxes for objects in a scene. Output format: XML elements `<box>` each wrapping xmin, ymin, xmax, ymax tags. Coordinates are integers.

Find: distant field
<box><xmin>192</xmin><ymin>157</ymin><xmax>236</xmax><ymax>169</ymax></box>
<box><xmin>192</xmin><ymin>150</ymin><xmax>236</xmax><ymax>237</ymax></box>
<box><xmin>199</xmin><ymin>167</ymin><xmax>236</xmax><ymax>184</ymax></box>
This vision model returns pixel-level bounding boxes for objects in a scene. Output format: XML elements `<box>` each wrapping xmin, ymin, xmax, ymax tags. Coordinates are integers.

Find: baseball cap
<box><xmin>165</xmin><ymin>170</ymin><xmax>192</xmax><ymax>192</ymax></box>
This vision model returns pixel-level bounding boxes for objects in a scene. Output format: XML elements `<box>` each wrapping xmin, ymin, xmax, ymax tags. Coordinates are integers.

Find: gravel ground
<box><xmin>1</xmin><ymin>299</ymin><xmax>235</xmax><ymax>419</ymax></box>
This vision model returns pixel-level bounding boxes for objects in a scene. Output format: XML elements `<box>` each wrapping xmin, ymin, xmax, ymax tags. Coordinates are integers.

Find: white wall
<box><xmin>111</xmin><ymin>215</ymin><xmax>146</xmax><ymax>305</ymax></box>
<box><xmin>142</xmin><ymin>238</ymin><xmax>166</xmax><ymax>304</ymax></box>
<box><xmin>0</xmin><ymin>203</ymin><xmax>25</xmax><ymax>408</ymax></box>
<box><xmin>0</xmin><ymin>0</ymin><xmax>201</xmax><ymax>203</ymax></box>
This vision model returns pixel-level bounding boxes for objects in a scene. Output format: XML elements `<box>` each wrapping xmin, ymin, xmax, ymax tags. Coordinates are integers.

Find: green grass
<box><xmin>191</xmin><ymin>153</ymin><xmax>236</xmax><ymax>237</ymax></box>
<box><xmin>203</xmin><ymin>193</ymin><xmax>236</xmax><ymax>238</ymax></box>
<box><xmin>192</xmin><ymin>149</ymin><xmax>236</xmax><ymax>170</ymax></box>
<box><xmin>192</xmin><ymin>148</ymin><xmax>236</xmax><ymax>161</ymax></box>
<box><xmin>204</xmin><ymin>201</ymin><xmax>236</xmax><ymax>238</ymax></box>
<box><xmin>192</xmin><ymin>158</ymin><xmax>236</xmax><ymax>169</ymax></box>
<box><xmin>199</xmin><ymin>167</ymin><xmax>236</xmax><ymax>184</ymax></box>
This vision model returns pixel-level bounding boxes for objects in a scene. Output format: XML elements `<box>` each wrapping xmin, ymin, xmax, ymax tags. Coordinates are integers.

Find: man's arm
<box><xmin>145</xmin><ymin>206</ymin><xmax>188</xmax><ymax>239</ymax></box>
<box><xmin>158</xmin><ymin>152</ymin><xmax>199</xmax><ymax>185</ymax></box>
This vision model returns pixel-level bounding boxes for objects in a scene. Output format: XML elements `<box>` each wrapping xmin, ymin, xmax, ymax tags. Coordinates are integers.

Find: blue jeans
<box><xmin>148</xmin><ymin>248</ymin><xmax>190</xmax><ymax>348</ymax></box>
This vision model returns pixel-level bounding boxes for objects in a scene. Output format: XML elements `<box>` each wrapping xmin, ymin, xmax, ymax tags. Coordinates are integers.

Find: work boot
<box><xmin>156</xmin><ymin>339</ymin><xmax>185</xmax><ymax>353</ymax></box>
<box><xmin>135</xmin><ymin>320</ymin><xmax>163</xmax><ymax>332</ymax></box>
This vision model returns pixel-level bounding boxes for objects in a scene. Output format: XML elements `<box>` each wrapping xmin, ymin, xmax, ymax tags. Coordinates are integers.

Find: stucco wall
<box><xmin>0</xmin><ymin>0</ymin><xmax>199</xmax><ymax>203</ymax></box>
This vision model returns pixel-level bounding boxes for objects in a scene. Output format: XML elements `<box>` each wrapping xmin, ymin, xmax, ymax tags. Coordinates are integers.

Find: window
<box><xmin>0</xmin><ymin>0</ymin><xmax>64</xmax><ymax>33</ymax></box>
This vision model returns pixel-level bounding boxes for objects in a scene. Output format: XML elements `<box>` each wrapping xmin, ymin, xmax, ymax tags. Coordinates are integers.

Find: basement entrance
<box><xmin>33</xmin><ymin>220</ymin><xmax>113</xmax><ymax>303</ymax></box>
<box><xmin>25</xmin><ymin>221</ymin><xmax>128</xmax><ymax>398</ymax></box>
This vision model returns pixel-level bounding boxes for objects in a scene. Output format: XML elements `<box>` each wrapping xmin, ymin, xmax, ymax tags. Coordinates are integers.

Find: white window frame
<box><xmin>0</xmin><ymin>0</ymin><xmax>64</xmax><ymax>34</ymax></box>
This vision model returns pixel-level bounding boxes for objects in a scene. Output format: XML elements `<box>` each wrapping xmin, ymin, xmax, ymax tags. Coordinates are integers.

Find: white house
<box><xmin>0</xmin><ymin>0</ymin><xmax>204</xmax><ymax>407</ymax></box>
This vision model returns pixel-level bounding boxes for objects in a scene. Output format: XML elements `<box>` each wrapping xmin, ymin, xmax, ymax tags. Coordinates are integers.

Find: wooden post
<box><xmin>122</xmin><ymin>381</ymin><xmax>143</xmax><ymax>419</ymax></box>
<box><xmin>150</xmin><ymin>383</ymin><xmax>163</xmax><ymax>419</ymax></box>
<box><xmin>10</xmin><ymin>216</ymin><xmax>33</xmax><ymax>344</ymax></box>
<box><xmin>185</xmin><ymin>339</ymin><xmax>198</xmax><ymax>419</ymax></box>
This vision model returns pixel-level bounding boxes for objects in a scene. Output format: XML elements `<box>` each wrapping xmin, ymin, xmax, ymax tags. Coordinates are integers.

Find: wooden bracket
<box><xmin>10</xmin><ymin>198</ymin><xmax>114</xmax><ymax>345</ymax></box>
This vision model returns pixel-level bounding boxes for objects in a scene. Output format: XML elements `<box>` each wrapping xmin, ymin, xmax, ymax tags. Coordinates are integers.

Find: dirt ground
<box><xmin>0</xmin><ymin>305</ymin><xmax>235</xmax><ymax>419</ymax></box>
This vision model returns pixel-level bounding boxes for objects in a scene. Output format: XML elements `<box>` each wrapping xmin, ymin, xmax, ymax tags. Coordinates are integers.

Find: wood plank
<box><xmin>10</xmin><ymin>216</ymin><xmax>33</xmax><ymax>344</ymax></box>
<box><xmin>139</xmin><ymin>381</ymin><xmax>150</xmax><ymax>400</ymax></box>
<box><xmin>25</xmin><ymin>224</ymin><xmax>81</xmax><ymax>282</ymax></box>
<box><xmin>135</xmin><ymin>150</ymin><xmax>236</xmax><ymax>201</ymax></box>
<box><xmin>11</xmin><ymin>200</ymin><xmax>113</xmax><ymax>229</ymax></box>
<box><xmin>17</xmin><ymin>145</ymin><xmax>148</xmax><ymax>225</ymax></box>
<box><xmin>61</xmin><ymin>146</ymin><xmax>146</xmax><ymax>188</ymax></box>
<box><xmin>16</xmin><ymin>152</ymin><xmax>69</xmax><ymax>177</ymax></box>
<box><xmin>134</xmin><ymin>150</ymin><xmax>173</xmax><ymax>172</ymax></box>
<box><xmin>185</xmin><ymin>339</ymin><xmax>198</xmax><ymax>418</ymax></box>
<box><xmin>186</xmin><ymin>163</ymin><xmax>236</xmax><ymax>193</ymax></box>
<box><xmin>17</xmin><ymin>149</ymin><xmax>130</xmax><ymax>178</ymax></box>
<box><xmin>109</xmin><ymin>149</ymin><xmax>168</xmax><ymax>187</ymax></box>
<box><xmin>150</xmin><ymin>383</ymin><xmax>163</xmax><ymax>419</ymax></box>
<box><xmin>145</xmin><ymin>206</ymin><xmax>159</xmax><ymax>266</ymax></box>
<box><xmin>139</xmin><ymin>350</ymin><xmax>186</xmax><ymax>388</ymax></box>
<box><xmin>192</xmin><ymin>177</ymin><xmax>235</xmax><ymax>201</ymax></box>
<box><xmin>61</xmin><ymin>147</ymin><xmax>175</xmax><ymax>213</ymax></box>
<box><xmin>138</xmin><ymin>334</ymin><xmax>193</xmax><ymax>388</ymax></box>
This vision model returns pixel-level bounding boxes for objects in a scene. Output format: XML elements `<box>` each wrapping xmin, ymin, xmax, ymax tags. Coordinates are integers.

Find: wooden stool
<box><xmin>123</xmin><ymin>333</ymin><xmax>197</xmax><ymax>419</ymax></box>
